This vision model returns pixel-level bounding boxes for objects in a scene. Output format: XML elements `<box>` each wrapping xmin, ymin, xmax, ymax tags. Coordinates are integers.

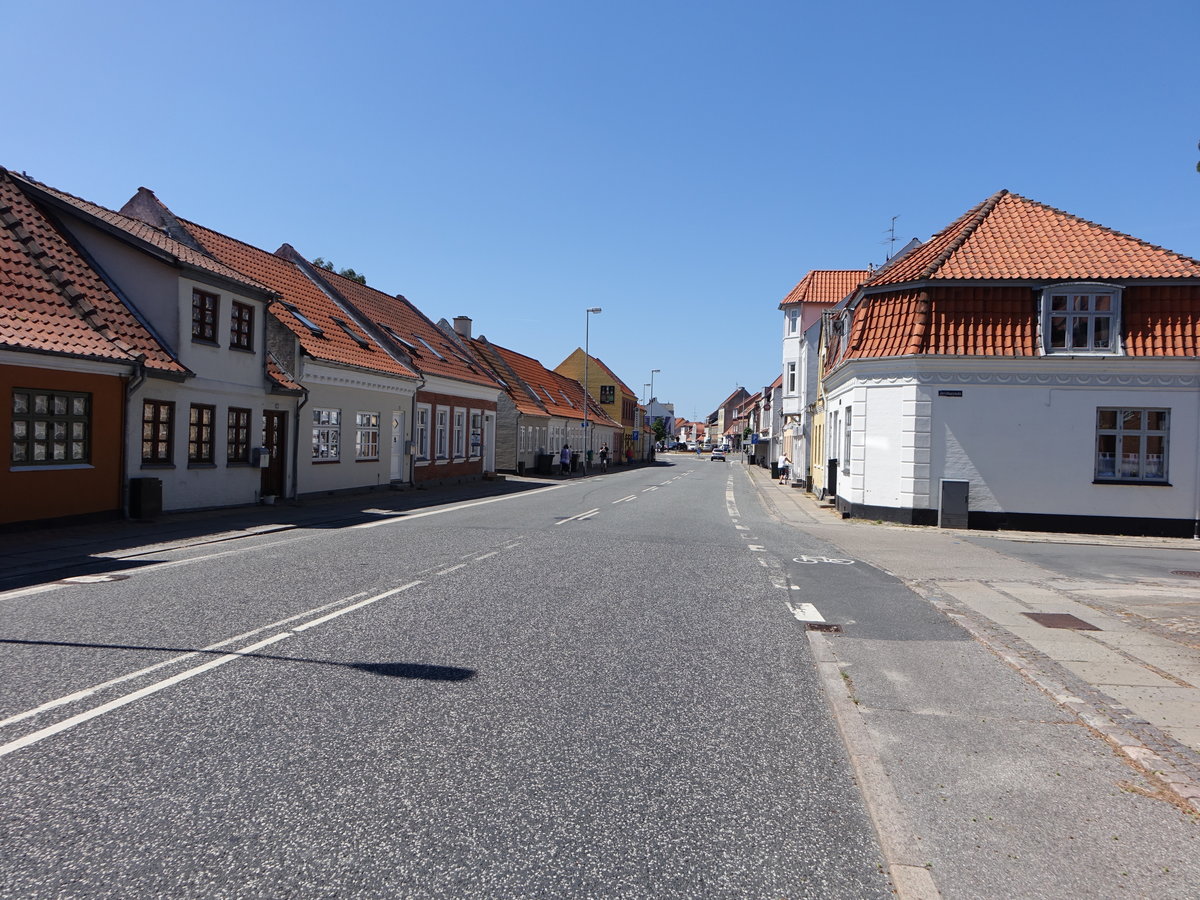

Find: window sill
<box><xmin>229</xmin><ymin>345</ymin><xmax>256</xmax><ymax>354</ymax></box>
<box><xmin>191</xmin><ymin>338</ymin><xmax>220</xmax><ymax>348</ymax></box>
<box><xmin>140</xmin><ymin>463</ymin><xmax>176</xmax><ymax>470</ymax></box>
<box><xmin>415</xmin><ymin>459</ymin><xmax>431</xmax><ymax>466</ymax></box>
<box><xmin>355</xmin><ymin>457</ymin><xmax>380</xmax><ymax>463</ymax></box>
<box><xmin>311</xmin><ymin>459</ymin><xmax>340</xmax><ymax>465</ymax></box>
<box><xmin>1093</xmin><ymin>479</ymin><xmax>1172</xmax><ymax>487</ymax></box>
<box><xmin>11</xmin><ymin>463</ymin><xmax>95</xmax><ymax>472</ymax></box>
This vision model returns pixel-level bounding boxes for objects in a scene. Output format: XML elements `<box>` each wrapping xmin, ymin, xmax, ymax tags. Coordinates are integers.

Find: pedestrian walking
<box><xmin>599</xmin><ymin>443</ymin><xmax>609</xmax><ymax>472</ymax></box>
<box><xmin>779</xmin><ymin>454</ymin><xmax>791</xmax><ymax>485</ymax></box>
<box><xmin>560</xmin><ymin>443</ymin><xmax>571</xmax><ymax>476</ymax></box>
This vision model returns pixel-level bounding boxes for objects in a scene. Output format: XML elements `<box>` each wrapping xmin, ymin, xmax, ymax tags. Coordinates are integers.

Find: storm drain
<box><xmin>1021</xmin><ymin>612</ymin><xmax>1100</xmax><ymax>631</ymax></box>
<box><xmin>806</xmin><ymin>622</ymin><xmax>843</xmax><ymax>633</ymax></box>
<box><xmin>1170</xmin><ymin>570</ymin><xmax>1200</xmax><ymax>579</ymax></box>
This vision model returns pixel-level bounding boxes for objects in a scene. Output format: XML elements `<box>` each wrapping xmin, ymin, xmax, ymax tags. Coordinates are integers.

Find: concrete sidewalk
<box><xmin>746</xmin><ymin>464</ymin><xmax>1200</xmax><ymax>813</ymax></box>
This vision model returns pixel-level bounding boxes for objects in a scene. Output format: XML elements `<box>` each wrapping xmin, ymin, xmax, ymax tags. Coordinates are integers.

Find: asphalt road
<box><xmin>1</xmin><ymin>458</ymin><xmax>895</xmax><ymax>898</ymax></box>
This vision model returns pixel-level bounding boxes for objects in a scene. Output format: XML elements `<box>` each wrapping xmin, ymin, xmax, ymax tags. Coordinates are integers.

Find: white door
<box><xmin>390</xmin><ymin>410</ymin><xmax>406</xmax><ymax>481</ymax></box>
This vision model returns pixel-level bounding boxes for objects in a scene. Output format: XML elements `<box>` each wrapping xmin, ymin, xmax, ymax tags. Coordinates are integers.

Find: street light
<box><xmin>584</xmin><ymin>307</ymin><xmax>602</xmax><ymax>465</ymax></box>
<box><xmin>649</xmin><ymin>368</ymin><xmax>660</xmax><ymax>451</ymax></box>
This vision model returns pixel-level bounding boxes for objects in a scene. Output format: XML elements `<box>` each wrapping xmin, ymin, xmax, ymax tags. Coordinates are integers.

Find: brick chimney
<box><xmin>453</xmin><ymin>316</ymin><xmax>473</xmax><ymax>339</ymax></box>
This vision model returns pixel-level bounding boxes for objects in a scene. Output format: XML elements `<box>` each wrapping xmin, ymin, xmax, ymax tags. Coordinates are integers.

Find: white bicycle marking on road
<box><xmin>793</xmin><ymin>555</ymin><xmax>856</xmax><ymax>565</ymax></box>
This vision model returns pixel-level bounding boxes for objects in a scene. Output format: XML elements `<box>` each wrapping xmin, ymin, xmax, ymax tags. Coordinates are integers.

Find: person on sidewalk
<box><xmin>560</xmin><ymin>443</ymin><xmax>571</xmax><ymax>476</ymax></box>
<box><xmin>625</xmin><ymin>447</ymin><xmax>634</xmax><ymax>466</ymax></box>
<box><xmin>779</xmin><ymin>454</ymin><xmax>791</xmax><ymax>485</ymax></box>
<box><xmin>599</xmin><ymin>443</ymin><xmax>609</xmax><ymax>472</ymax></box>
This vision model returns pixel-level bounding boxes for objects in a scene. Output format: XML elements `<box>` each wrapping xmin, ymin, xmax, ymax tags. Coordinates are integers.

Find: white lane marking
<box><xmin>659</xmin><ymin>481</ymin><xmax>673</xmax><ymax>486</ymax></box>
<box><xmin>735</xmin><ymin>525</ymin><xmax>749</xmax><ymax>531</ymax></box>
<box><xmin>475</xmin><ymin>551</ymin><xmax>499</xmax><ymax>561</ymax></box>
<box><xmin>0</xmin><ymin>632</ymin><xmax>292</xmax><ymax>759</ymax></box>
<box><xmin>293</xmin><ymin>581</ymin><xmax>422</xmax><ymax>632</ymax></box>
<box><xmin>642</xmin><ymin>486</ymin><xmax>658</xmax><ymax>493</ymax></box>
<box><xmin>555</xmin><ymin>508</ymin><xmax>601</xmax><ymax>526</ymax></box>
<box><xmin>747</xmin><ymin>545</ymin><xmax>766</xmax><ymax>552</ymax></box>
<box><xmin>789</xmin><ymin>602</ymin><xmax>825</xmax><ymax>622</ymax></box>
<box><xmin>790</xmin><ymin>585</ymin><xmax>802</xmax><ymax>591</ymax></box>
<box><xmin>577</xmin><ymin>510</ymin><xmax>600</xmax><ymax>521</ymax></box>
<box><xmin>0</xmin><ymin>584</ymin><xmax>62</xmax><ymax>602</ymax></box>
<box><xmin>612</xmin><ymin>495</ymin><xmax>637</xmax><ymax>504</ymax></box>
<box><xmin>0</xmin><ymin>593</ymin><xmax>369</xmax><ymax>730</ymax></box>
<box><xmin>435</xmin><ymin>564</ymin><xmax>467</xmax><ymax>576</ymax></box>
<box><xmin>354</xmin><ymin>484</ymin><xmax>567</xmax><ymax>529</ymax></box>
<box><xmin>758</xmin><ymin>559</ymin><xmax>770</xmax><ymax>567</ymax></box>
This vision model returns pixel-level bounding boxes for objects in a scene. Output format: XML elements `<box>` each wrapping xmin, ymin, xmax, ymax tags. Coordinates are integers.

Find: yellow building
<box><xmin>555</xmin><ymin>349</ymin><xmax>639</xmax><ymax>460</ymax></box>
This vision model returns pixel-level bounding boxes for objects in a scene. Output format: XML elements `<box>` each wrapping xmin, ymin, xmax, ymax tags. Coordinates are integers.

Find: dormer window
<box><xmin>1042</xmin><ymin>284</ymin><xmax>1121</xmax><ymax>353</ymax></box>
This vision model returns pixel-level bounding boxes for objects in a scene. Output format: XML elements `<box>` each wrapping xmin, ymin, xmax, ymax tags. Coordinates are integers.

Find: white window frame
<box><xmin>312</xmin><ymin>408</ymin><xmax>341</xmax><ymax>461</ymax></box>
<box><xmin>786</xmin><ymin>308</ymin><xmax>799</xmax><ymax>335</ymax></box>
<box><xmin>1041</xmin><ymin>283</ymin><xmax>1122</xmax><ymax>354</ymax></box>
<box><xmin>1095</xmin><ymin>407</ymin><xmax>1168</xmax><ymax>483</ymax></box>
<box><xmin>786</xmin><ymin>361</ymin><xmax>797</xmax><ymax>394</ymax></box>
<box><xmin>355</xmin><ymin>411</ymin><xmax>380</xmax><ymax>460</ymax></box>
<box><xmin>470</xmin><ymin>409</ymin><xmax>482</xmax><ymax>458</ymax></box>
<box><xmin>842</xmin><ymin>406</ymin><xmax>852</xmax><ymax>475</ymax></box>
<box><xmin>435</xmin><ymin>406</ymin><xmax>449</xmax><ymax>460</ymax></box>
<box><xmin>453</xmin><ymin>408</ymin><xmax>466</xmax><ymax>459</ymax></box>
<box><xmin>415</xmin><ymin>403</ymin><xmax>430</xmax><ymax>462</ymax></box>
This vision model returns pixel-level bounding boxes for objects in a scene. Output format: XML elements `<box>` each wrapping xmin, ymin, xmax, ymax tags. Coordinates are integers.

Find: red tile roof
<box><xmin>466</xmin><ymin>339</ymin><xmax>549</xmax><ymax>417</ymax></box>
<box><xmin>779</xmin><ymin>269</ymin><xmax>870</xmax><ymax>308</ymax></box>
<box><xmin>0</xmin><ymin>170</ymin><xmax>182</xmax><ymax>373</ymax></box>
<box><xmin>307</xmin><ymin>267</ymin><xmax>499</xmax><ymax>389</ymax></box>
<box><xmin>180</xmin><ymin>224</ymin><xmax>419</xmax><ymax>380</ymax></box>
<box><xmin>15</xmin><ymin>177</ymin><xmax>270</xmax><ymax>293</ymax></box>
<box><xmin>866</xmin><ymin>190</ymin><xmax>1200</xmax><ymax>285</ymax></box>
<box><xmin>476</xmin><ymin>339</ymin><xmax>619</xmax><ymax>427</ymax></box>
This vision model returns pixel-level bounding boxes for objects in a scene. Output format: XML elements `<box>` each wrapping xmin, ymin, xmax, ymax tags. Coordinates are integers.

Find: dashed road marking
<box><xmin>788</xmin><ymin>602</ymin><xmax>825</xmax><ymax>622</ymax></box>
<box><xmin>556</xmin><ymin>508</ymin><xmax>601</xmax><ymax>525</ymax></box>
<box><xmin>613</xmin><ymin>495</ymin><xmax>637</xmax><ymax>504</ymax></box>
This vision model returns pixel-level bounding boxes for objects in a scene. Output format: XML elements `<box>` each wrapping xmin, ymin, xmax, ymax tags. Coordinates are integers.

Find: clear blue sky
<box><xmin>7</xmin><ymin>0</ymin><xmax>1198</xmax><ymax>421</ymax></box>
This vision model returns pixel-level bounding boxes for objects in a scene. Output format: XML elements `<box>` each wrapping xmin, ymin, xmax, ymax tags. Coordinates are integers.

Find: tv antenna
<box><xmin>882</xmin><ymin>215</ymin><xmax>899</xmax><ymax>261</ymax></box>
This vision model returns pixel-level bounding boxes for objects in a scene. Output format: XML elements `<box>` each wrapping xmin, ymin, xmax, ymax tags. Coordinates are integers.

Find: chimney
<box><xmin>453</xmin><ymin>316</ymin><xmax>473</xmax><ymax>339</ymax></box>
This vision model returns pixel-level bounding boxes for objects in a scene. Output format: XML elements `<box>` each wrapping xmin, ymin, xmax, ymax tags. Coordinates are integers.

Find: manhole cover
<box><xmin>1021</xmin><ymin>612</ymin><xmax>1100</xmax><ymax>631</ymax></box>
<box><xmin>1170</xmin><ymin>570</ymin><xmax>1200</xmax><ymax>578</ymax></box>
<box><xmin>58</xmin><ymin>574</ymin><xmax>132</xmax><ymax>584</ymax></box>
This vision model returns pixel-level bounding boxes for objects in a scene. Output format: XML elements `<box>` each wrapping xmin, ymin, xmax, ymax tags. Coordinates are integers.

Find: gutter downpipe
<box><xmin>410</xmin><ymin>376</ymin><xmax>427</xmax><ymax>488</ymax></box>
<box><xmin>121</xmin><ymin>359</ymin><xmax>147</xmax><ymax>517</ymax></box>
<box><xmin>291</xmin><ymin>386</ymin><xmax>309</xmax><ymax>501</ymax></box>
<box><xmin>1193</xmin><ymin>365</ymin><xmax>1200</xmax><ymax>540</ymax></box>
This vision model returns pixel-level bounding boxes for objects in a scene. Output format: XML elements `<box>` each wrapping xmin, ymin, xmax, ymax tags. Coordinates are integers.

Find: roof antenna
<box><xmin>882</xmin><ymin>215</ymin><xmax>899</xmax><ymax>261</ymax></box>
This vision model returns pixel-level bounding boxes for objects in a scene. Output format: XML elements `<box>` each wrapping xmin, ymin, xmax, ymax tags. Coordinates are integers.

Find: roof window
<box><xmin>377</xmin><ymin>323</ymin><xmax>421</xmax><ymax>355</ymax></box>
<box><xmin>332</xmin><ymin>318</ymin><xmax>371</xmax><ymax>349</ymax></box>
<box><xmin>415</xmin><ymin>336</ymin><xmax>446</xmax><ymax>360</ymax></box>
<box><xmin>281</xmin><ymin>302</ymin><xmax>324</xmax><ymax>337</ymax></box>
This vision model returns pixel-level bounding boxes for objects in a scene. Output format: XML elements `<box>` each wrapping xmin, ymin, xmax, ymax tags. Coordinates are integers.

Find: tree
<box><xmin>311</xmin><ymin>257</ymin><xmax>366</xmax><ymax>285</ymax></box>
<box><xmin>652</xmin><ymin>418</ymin><xmax>667</xmax><ymax>444</ymax></box>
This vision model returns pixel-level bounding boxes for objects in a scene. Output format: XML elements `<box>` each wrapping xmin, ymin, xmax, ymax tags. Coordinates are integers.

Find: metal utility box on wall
<box><xmin>939</xmin><ymin>479</ymin><xmax>970</xmax><ymax>529</ymax></box>
<box><xmin>128</xmin><ymin>477</ymin><xmax>162</xmax><ymax>520</ymax></box>
<box><xmin>251</xmin><ymin>447</ymin><xmax>271</xmax><ymax>468</ymax></box>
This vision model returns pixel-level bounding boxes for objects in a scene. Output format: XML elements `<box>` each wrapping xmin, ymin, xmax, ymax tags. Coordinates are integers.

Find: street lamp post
<box><xmin>649</xmin><ymin>368</ymin><xmax>660</xmax><ymax>446</ymax></box>
<box><xmin>584</xmin><ymin>307</ymin><xmax>602</xmax><ymax>467</ymax></box>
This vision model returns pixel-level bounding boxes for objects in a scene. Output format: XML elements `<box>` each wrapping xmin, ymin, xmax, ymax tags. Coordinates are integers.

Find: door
<box><xmin>483</xmin><ymin>413</ymin><xmax>496</xmax><ymax>473</ymax></box>
<box><xmin>939</xmin><ymin>479</ymin><xmax>969</xmax><ymax>529</ymax></box>
<box><xmin>261</xmin><ymin>410</ymin><xmax>287</xmax><ymax>498</ymax></box>
<box><xmin>390</xmin><ymin>410</ymin><xmax>406</xmax><ymax>481</ymax></box>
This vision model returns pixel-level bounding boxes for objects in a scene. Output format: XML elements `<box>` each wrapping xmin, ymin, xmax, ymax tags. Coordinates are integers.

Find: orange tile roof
<box><xmin>308</xmin><ymin>267</ymin><xmax>499</xmax><ymax>389</ymax></box>
<box><xmin>467</xmin><ymin>339</ymin><xmax>549</xmax><ymax>417</ymax></box>
<box><xmin>779</xmin><ymin>269</ymin><xmax>870</xmax><ymax>308</ymax></box>
<box><xmin>0</xmin><ymin>170</ymin><xmax>182</xmax><ymax>373</ymax></box>
<box><xmin>478</xmin><ymin>339</ymin><xmax>619</xmax><ymax>427</ymax></box>
<box><xmin>867</xmin><ymin>190</ymin><xmax>1200</xmax><ymax>285</ymax></box>
<box><xmin>180</xmin><ymin>224</ymin><xmax>419</xmax><ymax>381</ymax></box>
<box><xmin>266</xmin><ymin>354</ymin><xmax>304</xmax><ymax>393</ymax></box>
<box><xmin>15</xmin><ymin>177</ymin><xmax>270</xmax><ymax>293</ymax></box>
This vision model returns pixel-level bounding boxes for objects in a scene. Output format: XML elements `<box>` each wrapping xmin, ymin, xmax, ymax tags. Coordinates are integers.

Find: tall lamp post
<box><xmin>584</xmin><ymin>307</ymin><xmax>602</xmax><ymax>465</ymax></box>
<box><xmin>649</xmin><ymin>368</ymin><xmax>660</xmax><ymax>447</ymax></box>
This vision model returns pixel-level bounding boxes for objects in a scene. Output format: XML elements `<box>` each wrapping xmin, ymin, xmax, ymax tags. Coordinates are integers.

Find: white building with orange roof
<box><xmin>822</xmin><ymin>190</ymin><xmax>1200</xmax><ymax>536</ymax></box>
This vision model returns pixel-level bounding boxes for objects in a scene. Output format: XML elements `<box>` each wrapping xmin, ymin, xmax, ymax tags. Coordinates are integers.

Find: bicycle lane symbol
<box><xmin>792</xmin><ymin>555</ymin><xmax>856</xmax><ymax>565</ymax></box>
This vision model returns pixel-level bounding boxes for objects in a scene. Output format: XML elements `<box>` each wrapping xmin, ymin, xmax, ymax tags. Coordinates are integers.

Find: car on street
<box><xmin>710</xmin><ymin>449</ymin><xmax>726</xmax><ymax>461</ymax></box>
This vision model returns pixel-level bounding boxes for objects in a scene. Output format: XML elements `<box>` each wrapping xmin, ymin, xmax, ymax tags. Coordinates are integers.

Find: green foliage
<box><xmin>311</xmin><ymin>257</ymin><xmax>366</xmax><ymax>284</ymax></box>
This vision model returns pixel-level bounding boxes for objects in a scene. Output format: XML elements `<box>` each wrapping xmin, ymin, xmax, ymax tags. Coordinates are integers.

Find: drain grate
<box><xmin>1022</xmin><ymin>612</ymin><xmax>1100</xmax><ymax>631</ymax></box>
<box><xmin>806</xmin><ymin>622</ymin><xmax>843</xmax><ymax>633</ymax></box>
<box><xmin>1170</xmin><ymin>570</ymin><xmax>1200</xmax><ymax>578</ymax></box>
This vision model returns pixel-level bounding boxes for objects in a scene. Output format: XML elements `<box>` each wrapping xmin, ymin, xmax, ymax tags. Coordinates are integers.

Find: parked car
<box><xmin>710</xmin><ymin>449</ymin><xmax>726</xmax><ymax>462</ymax></box>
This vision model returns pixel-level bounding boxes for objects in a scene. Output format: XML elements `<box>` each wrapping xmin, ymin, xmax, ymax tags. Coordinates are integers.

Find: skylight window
<box><xmin>377</xmin><ymin>323</ymin><xmax>420</xmax><ymax>355</ymax></box>
<box><xmin>559</xmin><ymin>390</ymin><xmax>575</xmax><ymax>407</ymax></box>
<box><xmin>541</xmin><ymin>386</ymin><xmax>557</xmax><ymax>404</ymax></box>
<box><xmin>415</xmin><ymin>336</ymin><xmax>446</xmax><ymax>360</ymax></box>
<box><xmin>281</xmin><ymin>303</ymin><xmax>323</xmax><ymax>336</ymax></box>
<box><xmin>332</xmin><ymin>318</ymin><xmax>370</xmax><ymax>349</ymax></box>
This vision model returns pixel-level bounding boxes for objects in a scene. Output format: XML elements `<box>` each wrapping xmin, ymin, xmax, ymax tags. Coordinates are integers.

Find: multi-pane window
<box><xmin>11</xmin><ymin>390</ymin><xmax>90</xmax><ymax>466</ymax></box>
<box><xmin>142</xmin><ymin>400</ymin><xmax>174</xmax><ymax>465</ymax></box>
<box><xmin>787</xmin><ymin>362</ymin><xmax>797</xmax><ymax>394</ymax></box>
<box><xmin>227</xmin><ymin>407</ymin><xmax>251</xmax><ymax>464</ymax></box>
<box><xmin>600</xmin><ymin>385</ymin><xmax>615</xmax><ymax>404</ymax></box>
<box><xmin>843</xmin><ymin>406</ymin><xmax>852</xmax><ymax>475</ymax></box>
<box><xmin>786</xmin><ymin>308</ymin><xmax>799</xmax><ymax>335</ymax></box>
<box><xmin>415</xmin><ymin>405</ymin><xmax>430</xmax><ymax>460</ymax></box>
<box><xmin>192</xmin><ymin>289</ymin><xmax>219</xmax><ymax>342</ymax></box>
<box><xmin>356</xmin><ymin>412</ymin><xmax>380</xmax><ymax>460</ymax></box>
<box><xmin>312</xmin><ymin>408</ymin><xmax>341</xmax><ymax>460</ymax></box>
<box><xmin>453</xmin><ymin>408</ymin><xmax>466</xmax><ymax>458</ymax></box>
<box><xmin>1043</xmin><ymin>286</ymin><xmax>1119</xmax><ymax>352</ymax></box>
<box><xmin>470</xmin><ymin>411</ymin><xmax>482</xmax><ymax>457</ymax></box>
<box><xmin>230</xmin><ymin>301</ymin><xmax>254</xmax><ymax>350</ymax></box>
<box><xmin>188</xmin><ymin>404</ymin><xmax>216</xmax><ymax>464</ymax></box>
<box><xmin>1095</xmin><ymin>408</ymin><xmax>1168</xmax><ymax>483</ymax></box>
<box><xmin>435</xmin><ymin>407</ymin><xmax>449</xmax><ymax>459</ymax></box>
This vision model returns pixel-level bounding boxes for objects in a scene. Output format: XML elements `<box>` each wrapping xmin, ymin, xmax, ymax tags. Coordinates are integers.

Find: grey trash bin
<box><xmin>129</xmin><ymin>477</ymin><xmax>162</xmax><ymax>519</ymax></box>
